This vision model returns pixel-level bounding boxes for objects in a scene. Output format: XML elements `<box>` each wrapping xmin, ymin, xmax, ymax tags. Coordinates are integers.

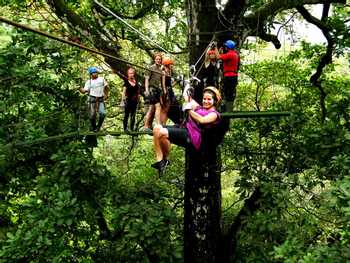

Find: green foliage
<box><xmin>0</xmin><ymin>30</ymin><xmax>183</xmax><ymax>262</ymax></box>
<box><xmin>221</xmin><ymin>40</ymin><xmax>350</xmax><ymax>262</ymax></box>
<box><xmin>0</xmin><ymin>1</ymin><xmax>349</xmax><ymax>262</ymax></box>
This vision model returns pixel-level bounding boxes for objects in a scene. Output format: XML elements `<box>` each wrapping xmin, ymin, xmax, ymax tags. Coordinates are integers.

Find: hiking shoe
<box><xmin>159</xmin><ymin>159</ymin><xmax>170</xmax><ymax>172</ymax></box>
<box><xmin>139</xmin><ymin>127</ymin><xmax>152</xmax><ymax>133</ymax></box>
<box><xmin>151</xmin><ymin>160</ymin><xmax>162</xmax><ymax>169</ymax></box>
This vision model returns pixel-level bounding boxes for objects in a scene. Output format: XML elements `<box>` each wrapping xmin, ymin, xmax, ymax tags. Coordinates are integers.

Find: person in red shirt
<box><xmin>214</xmin><ymin>40</ymin><xmax>240</xmax><ymax>111</ymax></box>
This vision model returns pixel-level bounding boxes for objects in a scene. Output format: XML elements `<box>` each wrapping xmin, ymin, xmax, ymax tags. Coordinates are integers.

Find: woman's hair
<box><xmin>154</xmin><ymin>53</ymin><xmax>163</xmax><ymax>60</ymax></box>
<box><xmin>127</xmin><ymin>67</ymin><xmax>135</xmax><ymax>73</ymax></box>
<box><xmin>203</xmin><ymin>86</ymin><xmax>222</xmax><ymax>106</ymax></box>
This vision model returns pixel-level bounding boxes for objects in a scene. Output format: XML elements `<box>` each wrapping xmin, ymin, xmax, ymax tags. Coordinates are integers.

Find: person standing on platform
<box><xmin>214</xmin><ymin>40</ymin><xmax>240</xmax><ymax>112</ymax></box>
<box><xmin>142</xmin><ymin>53</ymin><xmax>163</xmax><ymax>132</ymax></box>
<box><xmin>160</xmin><ymin>57</ymin><xmax>175</xmax><ymax>125</ymax></box>
<box><xmin>121</xmin><ymin>67</ymin><xmax>141</xmax><ymax>132</ymax></box>
<box><xmin>80</xmin><ymin>66</ymin><xmax>109</xmax><ymax>132</ymax></box>
<box><xmin>203</xmin><ymin>49</ymin><xmax>219</xmax><ymax>88</ymax></box>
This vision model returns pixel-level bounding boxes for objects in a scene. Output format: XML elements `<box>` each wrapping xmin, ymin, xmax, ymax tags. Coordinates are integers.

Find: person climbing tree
<box><xmin>160</xmin><ymin>57</ymin><xmax>175</xmax><ymax>125</ymax></box>
<box><xmin>121</xmin><ymin>67</ymin><xmax>141</xmax><ymax>132</ymax></box>
<box><xmin>214</xmin><ymin>40</ymin><xmax>240</xmax><ymax>112</ymax></box>
<box><xmin>151</xmin><ymin>86</ymin><xmax>222</xmax><ymax>172</ymax></box>
<box><xmin>79</xmin><ymin>66</ymin><xmax>109</xmax><ymax>132</ymax></box>
<box><xmin>142</xmin><ymin>53</ymin><xmax>163</xmax><ymax>132</ymax></box>
<box><xmin>203</xmin><ymin>49</ymin><xmax>219</xmax><ymax>88</ymax></box>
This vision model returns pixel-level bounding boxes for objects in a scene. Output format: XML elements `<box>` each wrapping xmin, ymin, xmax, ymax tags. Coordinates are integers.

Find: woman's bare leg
<box><xmin>154</xmin><ymin>103</ymin><xmax>162</xmax><ymax>125</ymax></box>
<box><xmin>144</xmin><ymin>104</ymin><xmax>155</xmax><ymax>128</ymax></box>
<box><xmin>153</xmin><ymin>125</ymin><xmax>164</xmax><ymax>161</ymax></box>
<box><xmin>159</xmin><ymin>135</ymin><xmax>171</xmax><ymax>159</ymax></box>
<box><xmin>160</xmin><ymin>105</ymin><xmax>169</xmax><ymax>125</ymax></box>
<box><xmin>153</xmin><ymin>125</ymin><xmax>170</xmax><ymax>162</ymax></box>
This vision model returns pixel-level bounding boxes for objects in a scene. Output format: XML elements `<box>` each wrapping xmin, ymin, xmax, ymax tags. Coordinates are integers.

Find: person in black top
<box><xmin>121</xmin><ymin>67</ymin><xmax>141</xmax><ymax>131</ymax></box>
<box><xmin>203</xmin><ymin>49</ymin><xmax>219</xmax><ymax>88</ymax></box>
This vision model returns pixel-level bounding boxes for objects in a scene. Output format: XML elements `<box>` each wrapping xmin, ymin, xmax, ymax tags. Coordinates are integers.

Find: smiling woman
<box><xmin>151</xmin><ymin>86</ymin><xmax>222</xmax><ymax>172</ymax></box>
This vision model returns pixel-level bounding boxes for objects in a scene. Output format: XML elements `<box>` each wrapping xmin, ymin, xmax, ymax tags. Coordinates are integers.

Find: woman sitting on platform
<box><xmin>152</xmin><ymin>86</ymin><xmax>221</xmax><ymax>172</ymax></box>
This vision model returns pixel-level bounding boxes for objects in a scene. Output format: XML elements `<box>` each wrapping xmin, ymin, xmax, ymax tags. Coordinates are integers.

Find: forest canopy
<box><xmin>0</xmin><ymin>0</ymin><xmax>350</xmax><ymax>262</ymax></box>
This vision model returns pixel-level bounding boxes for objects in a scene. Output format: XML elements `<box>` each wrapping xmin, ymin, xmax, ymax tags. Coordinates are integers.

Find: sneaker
<box><xmin>140</xmin><ymin>127</ymin><xmax>152</xmax><ymax>134</ymax></box>
<box><xmin>151</xmin><ymin>160</ymin><xmax>162</xmax><ymax>169</ymax></box>
<box><xmin>159</xmin><ymin>159</ymin><xmax>170</xmax><ymax>172</ymax></box>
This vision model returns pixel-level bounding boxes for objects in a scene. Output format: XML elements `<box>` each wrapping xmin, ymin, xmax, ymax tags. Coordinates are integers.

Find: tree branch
<box><xmin>46</xmin><ymin>0</ymin><xmax>128</xmax><ymax>78</ymax></box>
<box><xmin>296</xmin><ymin>5</ymin><xmax>335</xmax><ymax>121</ymax></box>
<box><xmin>258</xmin><ymin>30</ymin><xmax>282</xmax><ymax>49</ymax></box>
<box><xmin>243</xmin><ymin>0</ymin><xmax>345</xmax><ymax>47</ymax></box>
<box><xmin>321</xmin><ymin>3</ymin><xmax>331</xmax><ymax>21</ymax></box>
<box><xmin>223</xmin><ymin>0</ymin><xmax>246</xmax><ymax>17</ymax></box>
<box><xmin>219</xmin><ymin>188</ymin><xmax>262</xmax><ymax>263</ymax></box>
<box><xmin>245</xmin><ymin>0</ymin><xmax>345</xmax><ymax>24</ymax></box>
<box><xmin>92</xmin><ymin>7</ymin><xmax>117</xmax><ymax>43</ymax></box>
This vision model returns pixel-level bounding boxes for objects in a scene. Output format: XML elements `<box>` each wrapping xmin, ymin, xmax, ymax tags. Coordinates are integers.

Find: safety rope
<box><xmin>94</xmin><ymin>0</ymin><xmax>172</xmax><ymax>54</ymax></box>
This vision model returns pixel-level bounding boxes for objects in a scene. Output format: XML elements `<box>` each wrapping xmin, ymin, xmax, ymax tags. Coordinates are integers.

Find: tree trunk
<box><xmin>185</xmin><ymin>1</ymin><xmax>228</xmax><ymax>262</ymax></box>
<box><xmin>184</xmin><ymin>142</ymin><xmax>222</xmax><ymax>263</ymax></box>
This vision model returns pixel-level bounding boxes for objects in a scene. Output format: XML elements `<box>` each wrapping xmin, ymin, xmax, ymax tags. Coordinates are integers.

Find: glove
<box><xmin>182</xmin><ymin>99</ymin><xmax>196</xmax><ymax>112</ymax></box>
<box><xmin>182</xmin><ymin>101</ymin><xmax>193</xmax><ymax>112</ymax></box>
<box><xmin>183</xmin><ymin>83</ymin><xmax>194</xmax><ymax>102</ymax></box>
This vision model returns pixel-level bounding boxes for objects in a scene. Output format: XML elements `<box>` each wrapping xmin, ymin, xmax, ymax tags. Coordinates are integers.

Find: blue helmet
<box><xmin>223</xmin><ymin>40</ymin><xmax>236</xmax><ymax>49</ymax></box>
<box><xmin>88</xmin><ymin>66</ymin><xmax>98</xmax><ymax>74</ymax></box>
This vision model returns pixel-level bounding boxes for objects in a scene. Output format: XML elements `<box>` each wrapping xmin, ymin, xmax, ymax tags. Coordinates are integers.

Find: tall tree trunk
<box><xmin>184</xmin><ymin>140</ymin><xmax>222</xmax><ymax>263</ymax></box>
<box><xmin>185</xmin><ymin>1</ymin><xmax>228</xmax><ymax>262</ymax></box>
<box><xmin>187</xmin><ymin>0</ymin><xmax>218</xmax><ymax>65</ymax></box>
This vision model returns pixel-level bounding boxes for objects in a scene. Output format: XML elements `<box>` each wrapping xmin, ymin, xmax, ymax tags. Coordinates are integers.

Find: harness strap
<box><xmin>89</xmin><ymin>96</ymin><xmax>104</xmax><ymax>113</ymax></box>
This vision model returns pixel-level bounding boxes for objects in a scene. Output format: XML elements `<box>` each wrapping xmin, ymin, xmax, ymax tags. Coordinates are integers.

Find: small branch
<box><xmin>276</xmin><ymin>12</ymin><xmax>298</xmax><ymax>38</ymax></box>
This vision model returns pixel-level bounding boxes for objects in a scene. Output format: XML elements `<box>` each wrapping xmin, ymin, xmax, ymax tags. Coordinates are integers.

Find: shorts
<box><xmin>166</xmin><ymin>126</ymin><xmax>191</xmax><ymax>148</ymax></box>
<box><xmin>88</xmin><ymin>96</ymin><xmax>105</xmax><ymax>117</ymax></box>
<box><xmin>149</xmin><ymin>87</ymin><xmax>161</xmax><ymax>105</ymax></box>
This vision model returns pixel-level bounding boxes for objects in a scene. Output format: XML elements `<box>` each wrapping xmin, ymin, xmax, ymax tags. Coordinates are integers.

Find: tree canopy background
<box><xmin>0</xmin><ymin>0</ymin><xmax>349</xmax><ymax>262</ymax></box>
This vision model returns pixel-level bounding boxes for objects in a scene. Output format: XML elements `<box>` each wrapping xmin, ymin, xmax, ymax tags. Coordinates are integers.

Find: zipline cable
<box><xmin>0</xmin><ymin>16</ymin><xmax>168</xmax><ymax>77</ymax></box>
<box><xmin>93</xmin><ymin>0</ymin><xmax>171</xmax><ymax>55</ymax></box>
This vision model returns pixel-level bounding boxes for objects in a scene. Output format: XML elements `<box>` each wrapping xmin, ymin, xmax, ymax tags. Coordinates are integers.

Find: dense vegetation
<box><xmin>1</xmin><ymin>1</ymin><xmax>350</xmax><ymax>262</ymax></box>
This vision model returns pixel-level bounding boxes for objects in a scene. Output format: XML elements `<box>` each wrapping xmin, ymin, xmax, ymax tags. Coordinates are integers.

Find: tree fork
<box><xmin>219</xmin><ymin>187</ymin><xmax>262</xmax><ymax>263</ymax></box>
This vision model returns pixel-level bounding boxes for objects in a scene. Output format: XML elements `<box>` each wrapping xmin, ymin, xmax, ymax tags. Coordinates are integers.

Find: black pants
<box><xmin>165</xmin><ymin>126</ymin><xmax>192</xmax><ymax>148</ymax></box>
<box><xmin>223</xmin><ymin>76</ymin><xmax>238</xmax><ymax>103</ymax></box>
<box><xmin>123</xmin><ymin>99</ymin><xmax>138</xmax><ymax>131</ymax></box>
